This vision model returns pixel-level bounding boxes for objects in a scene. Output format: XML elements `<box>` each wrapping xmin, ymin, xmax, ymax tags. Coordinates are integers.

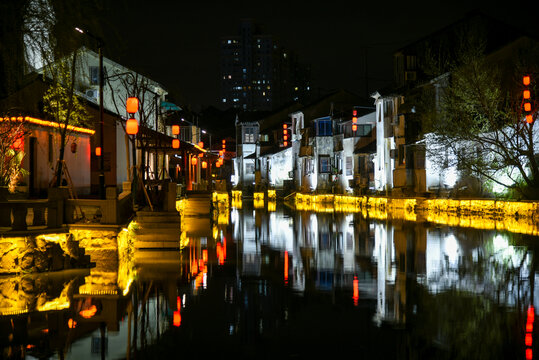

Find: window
<box><xmin>89</xmin><ymin>66</ymin><xmax>98</xmax><ymax>85</ymax></box>
<box><xmin>316</xmin><ymin>119</ymin><xmax>332</xmax><ymax>136</ymax></box>
<box><xmin>319</xmin><ymin>155</ymin><xmax>331</xmax><ymax>173</ymax></box>
<box><xmin>243</xmin><ymin>126</ymin><xmax>256</xmax><ymax>143</ymax></box>
<box><xmin>304</xmin><ymin>158</ymin><xmax>313</xmax><ymax>175</ymax></box>
<box><xmin>356</xmin><ymin>124</ymin><xmax>372</xmax><ymax>137</ymax></box>
<box><xmin>246</xmin><ymin>163</ymin><xmax>255</xmax><ymax>174</ymax></box>
<box><xmin>346</xmin><ymin>156</ymin><xmax>353</xmax><ymax>176</ymax></box>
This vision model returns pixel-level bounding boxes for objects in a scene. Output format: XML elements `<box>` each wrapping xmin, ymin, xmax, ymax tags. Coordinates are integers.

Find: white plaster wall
<box><xmin>24</xmin><ymin>127</ymin><xmax>91</xmax><ymax>194</ymax></box>
<box><xmin>268</xmin><ymin>147</ymin><xmax>293</xmax><ymax>188</ymax></box>
<box><xmin>374</xmin><ymin>99</ymin><xmax>395</xmax><ymax>192</ymax></box>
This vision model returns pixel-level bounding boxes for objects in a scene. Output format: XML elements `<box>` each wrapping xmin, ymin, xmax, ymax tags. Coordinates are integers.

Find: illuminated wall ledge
<box><xmin>212</xmin><ymin>191</ymin><xmax>229</xmax><ymax>204</ymax></box>
<box><xmin>293</xmin><ymin>193</ymin><xmax>539</xmax><ymax>235</ymax></box>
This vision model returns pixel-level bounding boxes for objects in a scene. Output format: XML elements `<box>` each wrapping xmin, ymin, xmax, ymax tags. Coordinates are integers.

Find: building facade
<box><xmin>220</xmin><ymin>19</ymin><xmax>311</xmax><ymax>111</ymax></box>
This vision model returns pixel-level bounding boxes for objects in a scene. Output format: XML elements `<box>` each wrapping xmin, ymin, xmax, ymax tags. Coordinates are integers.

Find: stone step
<box><xmin>134</xmin><ymin>239</ymin><xmax>180</xmax><ymax>249</ymax></box>
<box><xmin>134</xmin><ymin>250</ymin><xmax>181</xmax><ymax>263</ymax></box>
<box><xmin>134</xmin><ymin>222</ymin><xmax>181</xmax><ymax>230</ymax></box>
<box><xmin>134</xmin><ymin>232</ymin><xmax>180</xmax><ymax>242</ymax></box>
<box><xmin>135</xmin><ymin>213</ymin><xmax>181</xmax><ymax>223</ymax></box>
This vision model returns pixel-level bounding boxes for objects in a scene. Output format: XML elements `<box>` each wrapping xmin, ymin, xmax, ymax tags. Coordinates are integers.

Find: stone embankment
<box><xmin>0</xmin><ymin>232</ymin><xmax>93</xmax><ymax>275</ymax></box>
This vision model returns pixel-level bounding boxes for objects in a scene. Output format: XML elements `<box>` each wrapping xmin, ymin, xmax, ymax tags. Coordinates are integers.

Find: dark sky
<box><xmin>95</xmin><ymin>0</ymin><xmax>534</xmax><ymax>111</ymax></box>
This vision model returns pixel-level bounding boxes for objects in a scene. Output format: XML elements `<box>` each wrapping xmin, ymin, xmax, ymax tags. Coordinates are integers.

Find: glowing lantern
<box><xmin>11</xmin><ymin>137</ymin><xmax>24</xmax><ymax>150</ymax></box>
<box><xmin>191</xmin><ymin>157</ymin><xmax>197</xmax><ymax>166</ymax></box>
<box><xmin>172</xmin><ymin>139</ymin><xmax>180</xmax><ymax>149</ymax></box>
<box><xmin>527</xmin><ymin>114</ymin><xmax>534</xmax><ymax>123</ymax></box>
<box><xmin>172</xmin><ymin>125</ymin><xmax>180</xmax><ymax>135</ymax></box>
<box><xmin>126</xmin><ymin>97</ymin><xmax>139</xmax><ymax>114</ymax></box>
<box><xmin>284</xmin><ymin>251</ymin><xmax>288</xmax><ymax>284</ymax></box>
<box><xmin>283</xmin><ymin>141</ymin><xmax>288</xmax><ymax>147</ymax></box>
<box><xmin>524</xmin><ymin>75</ymin><xmax>531</xmax><ymax>86</ymax></box>
<box><xmin>198</xmin><ymin>152</ymin><xmax>203</xmax><ymax>157</ymax></box>
<box><xmin>525</xmin><ymin>103</ymin><xmax>532</xmax><ymax>112</ymax></box>
<box><xmin>126</xmin><ymin>118</ymin><xmax>138</xmax><ymax>135</ymax></box>
<box><xmin>198</xmin><ymin>141</ymin><xmax>204</xmax><ymax>148</ymax></box>
<box><xmin>95</xmin><ymin>147</ymin><xmax>102</xmax><ymax>156</ymax></box>
<box><xmin>524</xmin><ymin>90</ymin><xmax>531</xmax><ymax>99</ymax></box>
<box><xmin>352</xmin><ymin>124</ymin><xmax>357</xmax><ymax>132</ymax></box>
<box><xmin>202</xmin><ymin>161</ymin><xmax>207</xmax><ymax>169</ymax></box>
<box><xmin>216</xmin><ymin>162</ymin><xmax>221</xmax><ymax>168</ymax></box>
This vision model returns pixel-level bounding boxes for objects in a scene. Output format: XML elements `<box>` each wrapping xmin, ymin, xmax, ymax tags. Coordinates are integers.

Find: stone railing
<box><xmin>0</xmin><ymin>186</ymin><xmax>134</xmax><ymax>232</ymax></box>
<box><xmin>65</xmin><ymin>187</ymin><xmax>133</xmax><ymax>225</ymax></box>
<box><xmin>0</xmin><ymin>199</ymin><xmax>51</xmax><ymax>231</ymax></box>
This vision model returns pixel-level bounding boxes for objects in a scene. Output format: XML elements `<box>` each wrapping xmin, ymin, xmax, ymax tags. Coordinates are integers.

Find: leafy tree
<box><xmin>23</xmin><ymin>0</ymin><xmax>92</xmax><ymax>187</ymax></box>
<box><xmin>417</xmin><ymin>33</ymin><xmax>539</xmax><ymax>199</ymax></box>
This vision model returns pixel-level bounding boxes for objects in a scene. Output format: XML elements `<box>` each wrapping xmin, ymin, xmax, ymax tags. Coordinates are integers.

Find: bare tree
<box><xmin>416</xmin><ymin>34</ymin><xmax>539</xmax><ymax>199</ymax></box>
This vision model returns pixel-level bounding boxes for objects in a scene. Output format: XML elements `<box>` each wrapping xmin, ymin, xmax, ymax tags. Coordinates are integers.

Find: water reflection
<box><xmin>0</xmin><ymin>201</ymin><xmax>536</xmax><ymax>359</ymax></box>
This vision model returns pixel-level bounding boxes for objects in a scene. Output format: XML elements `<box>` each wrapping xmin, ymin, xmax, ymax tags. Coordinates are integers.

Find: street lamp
<box><xmin>75</xmin><ymin>27</ymin><xmax>106</xmax><ymax>199</ymax></box>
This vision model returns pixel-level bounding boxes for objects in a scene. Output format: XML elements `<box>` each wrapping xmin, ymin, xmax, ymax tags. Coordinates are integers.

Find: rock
<box><xmin>20</xmin><ymin>251</ymin><xmax>34</xmax><ymax>271</ymax></box>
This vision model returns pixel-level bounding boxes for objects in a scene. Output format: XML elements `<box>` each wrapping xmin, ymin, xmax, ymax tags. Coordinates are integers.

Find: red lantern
<box><xmin>70</xmin><ymin>142</ymin><xmax>77</xmax><ymax>153</ymax></box>
<box><xmin>172</xmin><ymin>125</ymin><xmax>180</xmax><ymax>135</ymax></box>
<box><xmin>95</xmin><ymin>147</ymin><xmax>102</xmax><ymax>156</ymax></box>
<box><xmin>172</xmin><ymin>139</ymin><xmax>180</xmax><ymax>149</ymax></box>
<box><xmin>202</xmin><ymin>161</ymin><xmax>207</xmax><ymax>169</ymax></box>
<box><xmin>191</xmin><ymin>157</ymin><xmax>197</xmax><ymax>166</ymax></box>
<box><xmin>352</xmin><ymin>124</ymin><xmax>357</xmax><ymax>132</ymax></box>
<box><xmin>11</xmin><ymin>137</ymin><xmax>24</xmax><ymax>150</ymax></box>
<box><xmin>126</xmin><ymin>118</ymin><xmax>138</xmax><ymax>135</ymax></box>
<box><xmin>126</xmin><ymin>97</ymin><xmax>139</xmax><ymax>114</ymax></box>
<box><xmin>198</xmin><ymin>141</ymin><xmax>204</xmax><ymax>148</ymax></box>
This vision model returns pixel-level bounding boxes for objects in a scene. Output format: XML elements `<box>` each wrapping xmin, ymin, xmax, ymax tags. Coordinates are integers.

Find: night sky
<box><xmin>95</xmin><ymin>0</ymin><xmax>534</xmax><ymax>111</ymax></box>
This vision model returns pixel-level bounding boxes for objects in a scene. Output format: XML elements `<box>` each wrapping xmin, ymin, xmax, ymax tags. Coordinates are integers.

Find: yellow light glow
<box><xmin>1</xmin><ymin>116</ymin><xmax>95</xmax><ymax>135</ymax></box>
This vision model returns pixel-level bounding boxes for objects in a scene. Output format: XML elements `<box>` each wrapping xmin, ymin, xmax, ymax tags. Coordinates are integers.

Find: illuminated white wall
<box><xmin>268</xmin><ymin>147</ymin><xmax>293</xmax><ymax>188</ymax></box>
<box><xmin>373</xmin><ymin>97</ymin><xmax>395</xmax><ymax>192</ymax></box>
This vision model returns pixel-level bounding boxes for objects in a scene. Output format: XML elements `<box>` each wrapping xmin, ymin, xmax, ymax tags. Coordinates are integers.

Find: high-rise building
<box><xmin>220</xmin><ymin>19</ymin><xmax>311</xmax><ymax>111</ymax></box>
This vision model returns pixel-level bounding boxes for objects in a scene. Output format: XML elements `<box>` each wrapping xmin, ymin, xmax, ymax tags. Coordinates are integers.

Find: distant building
<box><xmin>220</xmin><ymin>19</ymin><xmax>312</xmax><ymax>111</ymax></box>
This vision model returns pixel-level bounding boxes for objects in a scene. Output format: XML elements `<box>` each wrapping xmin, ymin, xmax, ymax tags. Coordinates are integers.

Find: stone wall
<box><xmin>0</xmin><ymin>233</ymin><xmax>92</xmax><ymax>274</ymax></box>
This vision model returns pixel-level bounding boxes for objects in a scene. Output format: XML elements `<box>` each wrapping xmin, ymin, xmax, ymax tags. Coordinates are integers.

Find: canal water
<box><xmin>1</xmin><ymin>200</ymin><xmax>536</xmax><ymax>359</ymax></box>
